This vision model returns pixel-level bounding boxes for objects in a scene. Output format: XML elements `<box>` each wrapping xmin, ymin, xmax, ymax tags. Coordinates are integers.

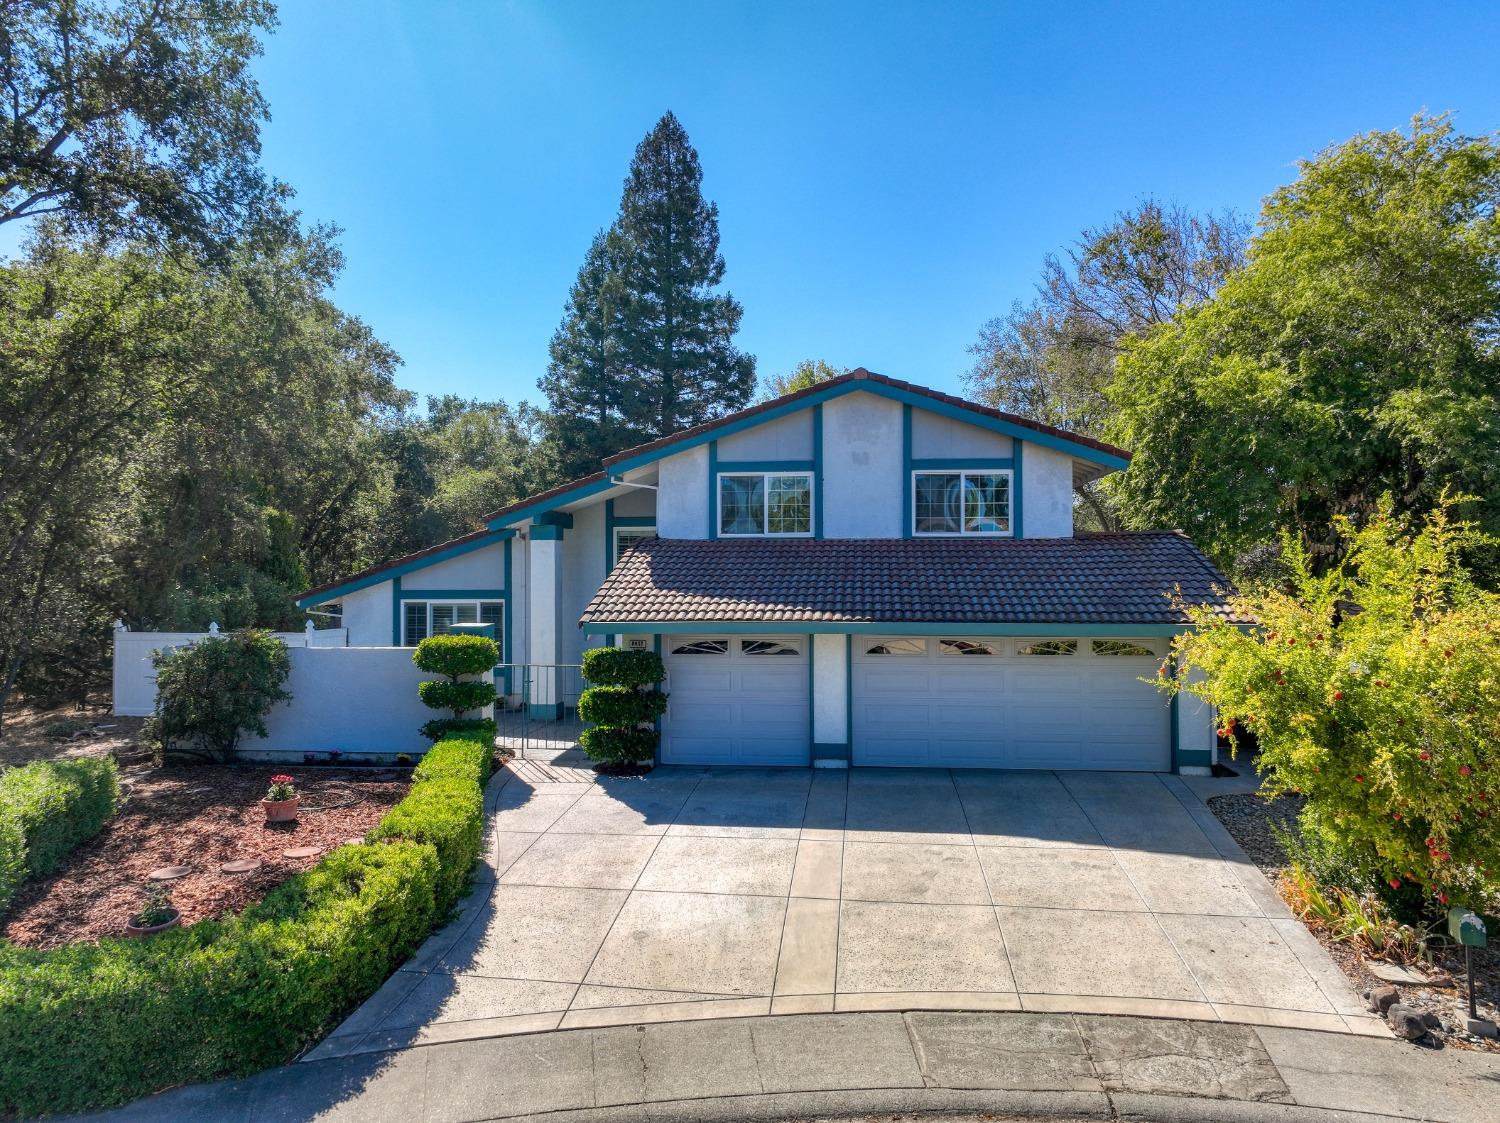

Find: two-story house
<box><xmin>297</xmin><ymin>369</ymin><xmax>1240</xmax><ymax>773</ymax></box>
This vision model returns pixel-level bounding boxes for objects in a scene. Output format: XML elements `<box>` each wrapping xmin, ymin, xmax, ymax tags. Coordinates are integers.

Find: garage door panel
<box><xmin>662</xmin><ymin>637</ymin><xmax>809</xmax><ymax>766</ymax></box>
<box><xmin>853</xmin><ymin>637</ymin><xmax>1169</xmax><ymax>772</ymax></box>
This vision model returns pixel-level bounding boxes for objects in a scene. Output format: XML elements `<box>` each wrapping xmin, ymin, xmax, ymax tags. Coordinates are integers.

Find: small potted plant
<box><xmin>262</xmin><ymin>773</ymin><xmax>300</xmax><ymax>822</ymax></box>
<box><xmin>125</xmin><ymin>884</ymin><xmax>181</xmax><ymax>938</ymax></box>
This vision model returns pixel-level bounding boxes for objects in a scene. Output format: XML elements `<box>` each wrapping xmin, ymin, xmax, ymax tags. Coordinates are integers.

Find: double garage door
<box><xmin>661</xmin><ymin>634</ymin><xmax>1170</xmax><ymax>771</ymax></box>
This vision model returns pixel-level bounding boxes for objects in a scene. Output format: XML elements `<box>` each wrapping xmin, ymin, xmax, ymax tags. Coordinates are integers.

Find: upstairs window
<box><xmin>719</xmin><ymin>473</ymin><xmax>812</xmax><ymax>536</ymax></box>
<box><xmin>612</xmin><ymin>527</ymin><xmax>656</xmax><ymax>569</ymax></box>
<box><xmin>913</xmin><ymin>471</ymin><xmax>1011</xmax><ymax>535</ymax></box>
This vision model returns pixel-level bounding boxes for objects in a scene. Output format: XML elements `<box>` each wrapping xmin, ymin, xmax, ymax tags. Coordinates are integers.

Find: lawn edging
<box><xmin>0</xmin><ymin>756</ymin><xmax>120</xmax><ymax>918</ymax></box>
<box><xmin>0</xmin><ymin>735</ymin><xmax>493</xmax><ymax>1117</ymax></box>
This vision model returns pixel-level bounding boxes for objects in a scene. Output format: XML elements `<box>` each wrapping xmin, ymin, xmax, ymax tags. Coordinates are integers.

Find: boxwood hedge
<box><xmin>0</xmin><ymin>756</ymin><xmax>119</xmax><ymax>917</ymax></box>
<box><xmin>0</xmin><ymin>733</ymin><xmax>494</xmax><ymax>1117</ymax></box>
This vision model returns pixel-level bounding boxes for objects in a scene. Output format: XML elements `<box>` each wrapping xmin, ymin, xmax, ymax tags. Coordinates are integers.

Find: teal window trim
<box><xmin>707</xmin><ymin>439</ymin><xmax>718</xmax><ymax>540</ymax></box>
<box><xmin>1014</xmin><ymin>439</ymin><xmax>1025</xmax><ymax>538</ymax></box>
<box><xmin>603</xmin><ymin>498</ymin><xmax>614</xmax><ymax>574</ymax></box>
<box><xmin>396</xmin><ymin>588</ymin><xmax>505</xmax><ymax>599</ymax></box>
<box><xmin>901</xmin><ymin>404</ymin><xmax>913</xmax><ymax>539</ymax></box>
<box><xmin>714</xmin><ymin>459</ymin><xmax>814</xmax><ymax>473</ymax></box>
<box><xmin>910</xmin><ymin>457</ymin><xmax>1014</xmax><ymax>470</ymax></box>
<box><xmin>583</xmin><ymin>620</ymin><xmax>1194</xmax><ymax>637</ymax></box>
<box><xmin>298</xmin><ymin>528</ymin><xmax>515</xmax><ymax>607</ymax></box>
<box><xmin>602</xmin><ymin>377</ymin><xmax>1130</xmax><ymax>476</ymax></box>
<box><xmin>613</xmin><ymin>516</ymin><xmax>656</xmax><ymax>527</ymax></box>
<box><xmin>390</xmin><ymin>577</ymin><xmax>401</xmax><ymax>645</ymax></box>
<box><xmin>716</xmin><ymin>468</ymin><xmax>815</xmax><ymax>538</ymax></box>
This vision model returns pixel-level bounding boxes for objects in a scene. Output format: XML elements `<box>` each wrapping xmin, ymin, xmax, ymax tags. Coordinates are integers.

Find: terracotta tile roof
<box><xmin>602</xmin><ymin>367</ymin><xmax>1132</xmax><ymax>468</ymax></box>
<box><xmin>580</xmin><ymin>533</ymin><xmax>1247</xmax><ymax>627</ymax></box>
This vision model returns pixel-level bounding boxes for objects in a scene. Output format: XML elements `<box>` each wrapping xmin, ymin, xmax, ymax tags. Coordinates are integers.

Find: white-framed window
<box><xmin>670</xmin><ymin>639</ymin><xmax>729</xmax><ymax>655</ymax></box>
<box><xmin>741</xmin><ymin>639</ymin><xmax>801</xmax><ymax>656</ymax></box>
<box><xmin>939</xmin><ymin>639</ymin><xmax>1000</xmax><ymax>656</ymax></box>
<box><xmin>402</xmin><ymin>600</ymin><xmax>503</xmax><ymax>651</ymax></box>
<box><xmin>912</xmin><ymin>470</ymin><xmax>1012</xmax><ymax>535</ymax></box>
<box><xmin>718</xmin><ymin>472</ymin><xmax>813</xmax><ymax>536</ymax></box>
<box><xmin>864</xmin><ymin>638</ymin><xmax>927</xmax><ymax>656</ymax></box>
<box><xmin>1091</xmin><ymin>639</ymin><xmax>1160</xmax><ymax>657</ymax></box>
<box><xmin>612</xmin><ymin>526</ymin><xmax>656</xmax><ymax>569</ymax></box>
<box><xmin>1017</xmin><ymin>639</ymin><xmax>1078</xmax><ymax>656</ymax></box>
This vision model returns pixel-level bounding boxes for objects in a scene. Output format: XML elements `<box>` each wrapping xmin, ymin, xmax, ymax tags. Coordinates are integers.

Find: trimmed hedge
<box><xmin>579</xmin><ymin>726</ymin><xmax>660</xmax><ymax>763</ymax></box>
<box><xmin>412</xmin><ymin>633</ymin><xmax>499</xmax><ymax>677</ymax></box>
<box><xmin>0</xmin><ymin>737</ymin><xmax>490</xmax><ymax>1117</ymax></box>
<box><xmin>581</xmin><ymin>647</ymin><xmax>664</xmax><ymax>688</ymax></box>
<box><xmin>578</xmin><ymin>685</ymin><xmax>669</xmax><ymax>727</ymax></box>
<box><xmin>419</xmin><ymin>715</ymin><xmax>497</xmax><ymax>745</ymax></box>
<box><xmin>418</xmin><ymin>679</ymin><xmax>498</xmax><ymax>714</ymax></box>
<box><xmin>0</xmin><ymin>757</ymin><xmax>119</xmax><ymax>916</ymax></box>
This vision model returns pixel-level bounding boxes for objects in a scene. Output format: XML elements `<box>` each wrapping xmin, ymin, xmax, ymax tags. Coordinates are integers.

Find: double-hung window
<box><xmin>611</xmin><ymin>527</ymin><xmax>656</xmax><ymax>569</ymax></box>
<box><xmin>402</xmin><ymin>600</ymin><xmax>503</xmax><ymax>652</ymax></box>
<box><xmin>718</xmin><ymin>472</ymin><xmax>812</xmax><ymax>536</ymax></box>
<box><xmin>912</xmin><ymin>470</ymin><xmax>1012</xmax><ymax>535</ymax></box>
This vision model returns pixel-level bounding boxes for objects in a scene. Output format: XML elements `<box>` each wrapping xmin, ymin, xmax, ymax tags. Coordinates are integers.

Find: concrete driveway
<box><xmin>309</xmin><ymin>764</ymin><xmax>1379</xmax><ymax>1061</ymax></box>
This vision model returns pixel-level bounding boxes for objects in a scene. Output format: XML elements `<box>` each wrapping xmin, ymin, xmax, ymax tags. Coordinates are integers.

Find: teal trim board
<box><xmin>653</xmin><ymin>634</ymin><xmax>663</xmax><ymax>765</ymax></box>
<box><xmin>613</xmin><ymin>515</ymin><xmax>656</xmax><ymax>527</ymax></box>
<box><xmin>530</xmin><ymin>523</ymin><xmax>565</xmax><ymax>541</ymax></box>
<box><xmin>1170</xmin><ymin>689</ymin><xmax>1180</xmax><ymax>772</ymax></box>
<box><xmin>707</xmin><ymin>439</ymin><xmax>718</xmax><ymax>539</ymax></box>
<box><xmin>583</xmin><ymin>620</ymin><xmax>1191</xmax><ymax>637</ymax></box>
<box><xmin>812</xmin><ymin>405</ymin><xmax>824</xmax><ymax>539</ymax></box>
<box><xmin>603</xmin><ymin>499</ymin><xmax>615</xmax><ymax>573</ymax></box>
<box><xmin>901</xmin><ymin>404</ymin><xmax>913</xmax><ymax>539</ymax></box>
<box><xmin>396</xmin><ymin>588</ymin><xmax>504</xmax><ymax>600</ymax></box>
<box><xmin>715</xmin><ymin>459</ymin><xmax>815</xmax><ymax>473</ymax></box>
<box><xmin>390</xmin><ymin>577</ymin><xmax>401</xmax><ymax>645</ymax></box>
<box><xmin>502</xmin><ymin>537</ymin><xmax>513</xmax><ymax>691</ymax></box>
<box><xmin>1013</xmin><ymin>440</ymin><xmax>1024</xmax><ymax>537</ymax></box>
<box><xmin>484</xmin><ymin>475</ymin><xmax>613</xmax><ymax>530</ymax></box>
<box><xmin>910</xmin><ymin>458</ymin><xmax>1014</xmax><ymax>470</ymax></box>
<box><xmin>298</xmin><ymin>528</ymin><xmax>514</xmax><ymax>607</ymax></box>
<box><xmin>602</xmin><ymin>376</ymin><xmax>1130</xmax><ymax>476</ymax></box>
<box><xmin>844</xmin><ymin>634</ymin><xmax>853</xmax><ymax>749</ymax></box>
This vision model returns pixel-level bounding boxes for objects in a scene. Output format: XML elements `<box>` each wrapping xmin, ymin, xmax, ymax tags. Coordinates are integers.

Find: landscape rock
<box><xmin>1467</xmin><ymin>1017</ymin><xmax>1499</xmax><ymax>1039</ymax></box>
<box><xmin>1366</xmin><ymin>961</ymin><xmax>1431</xmax><ymax>985</ymax></box>
<box><xmin>1385</xmin><ymin>1003</ymin><xmax>1429</xmax><ymax>1041</ymax></box>
<box><xmin>1418</xmin><ymin>1011</ymin><xmax>1443</xmax><ymax>1031</ymax></box>
<box><xmin>1363</xmin><ymin>985</ymin><xmax>1399</xmax><ymax>1015</ymax></box>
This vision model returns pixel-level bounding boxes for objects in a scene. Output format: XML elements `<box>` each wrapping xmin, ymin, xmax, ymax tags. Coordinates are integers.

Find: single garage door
<box><xmin>662</xmin><ymin>635</ymin><xmax>809</xmax><ymax>765</ymax></box>
<box><xmin>852</xmin><ymin>636</ymin><xmax>1170</xmax><ymax>771</ymax></box>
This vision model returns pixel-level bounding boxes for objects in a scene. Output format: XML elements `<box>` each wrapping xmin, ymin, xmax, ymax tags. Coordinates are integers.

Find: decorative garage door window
<box><xmin>939</xmin><ymin>639</ymin><xmax>999</xmax><ymax>656</ymax></box>
<box><xmin>865</xmin><ymin>638</ymin><xmax>927</xmax><ymax>656</ymax></box>
<box><xmin>403</xmin><ymin>600</ymin><xmax>502</xmax><ymax>649</ymax></box>
<box><xmin>1017</xmin><ymin>639</ymin><xmax>1078</xmax><ymax>656</ymax></box>
<box><xmin>719</xmin><ymin>473</ymin><xmax>812</xmax><ymax>536</ymax></box>
<box><xmin>1092</xmin><ymin>639</ymin><xmax>1158</xmax><ymax>657</ymax></box>
<box><xmin>912</xmin><ymin>471</ymin><xmax>1011</xmax><ymax>535</ymax></box>
<box><xmin>671</xmin><ymin>639</ymin><xmax>729</xmax><ymax>655</ymax></box>
<box><xmin>741</xmin><ymin>639</ymin><xmax>800</xmax><ymax>656</ymax></box>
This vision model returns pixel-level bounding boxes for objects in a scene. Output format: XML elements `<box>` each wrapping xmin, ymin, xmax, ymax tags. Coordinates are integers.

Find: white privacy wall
<box><xmin>239</xmin><ymin>647</ymin><xmax>490</xmax><ymax>758</ymax></box>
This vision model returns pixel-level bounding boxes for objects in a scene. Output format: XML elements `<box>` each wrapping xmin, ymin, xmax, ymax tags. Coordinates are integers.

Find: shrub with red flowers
<box><xmin>1163</xmin><ymin>499</ymin><xmax>1500</xmax><ymax>910</ymax></box>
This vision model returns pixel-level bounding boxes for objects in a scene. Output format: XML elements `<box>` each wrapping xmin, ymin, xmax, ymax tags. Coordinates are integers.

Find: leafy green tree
<box><xmin>757</xmin><ymin>359</ymin><xmax>848</xmax><ymax>402</ymax></box>
<box><xmin>146</xmin><ymin>629</ymin><xmax>292</xmax><ymax>763</ymax></box>
<box><xmin>0</xmin><ymin>0</ymin><xmax>284</xmax><ymax>253</ymax></box>
<box><xmin>965</xmin><ymin>202</ymin><xmax>1247</xmax><ymax>530</ymax></box>
<box><xmin>1108</xmin><ymin>116</ymin><xmax>1500</xmax><ymax>573</ymax></box>
<box><xmin>542</xmin><ymin>113</ymin><xmax>755</xmax><ymax>476</ymax></box>
<box><xmin>1163</xmin><ymin>501</ymin><xmax>1499</xmax><ymax>909</ymax></box>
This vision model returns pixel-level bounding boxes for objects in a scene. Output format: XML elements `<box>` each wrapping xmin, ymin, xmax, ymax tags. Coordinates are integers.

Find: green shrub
<box><xmin>147</xmin><ymin>630</ymin><xmax>292</xmax><ymax>763</ymax></box>
<box><xmin>0</xmin><ymin>757</ymin><xmax>119</xmax><ymax>915</ymax></box>
<box><xmin>578</xmin><ymin>645</ymin><xmax>666</xmax><ymax>765</ymax></box>
<box><xmin>581</xmin><ymin>647</ymin><xmax>664</xmax><ymax>688</ymax></box>
<box><xmin>417</xmin><ymin>679</ymin><xmax>497</xmax><ymax>714</ymax></box>
<box><xmin>579</xmin><ymin>726</ymin><xmax>660</xmax><ymax>764</ymax></box>
<box><xmin>418</xmin><ymin>715</ymin><xmax>497</xmax><ymax>745</ymax></box>
<box><xmin>0</xmin><ymin>733</ymin><xmax>489</xmax><ymax>1116</ymax></box>
<box><xmin>412</xmin><ymin>634</ymin><xmax>499</xmax><ymax>678</ymax></box>
<box><xmin>578</xmin><ymin>685</ymin><xmax>668</xmax><ymax>726</ymax></box>
<box><xmin>414</xmin><ymin>634</ymin><xmax>497</xmax><ymax>743</ymax></box>
<box><xmin>370</xmin><ymin>778</ymin><xmax>482</xmax><ymax>913</ymax></box>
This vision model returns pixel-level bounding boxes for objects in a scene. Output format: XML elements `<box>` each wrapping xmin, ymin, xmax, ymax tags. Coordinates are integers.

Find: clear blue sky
<box><xmin>252</xmin><ymin>1</ymin><xmax>1500</xmax><ymax>411</ymax></box>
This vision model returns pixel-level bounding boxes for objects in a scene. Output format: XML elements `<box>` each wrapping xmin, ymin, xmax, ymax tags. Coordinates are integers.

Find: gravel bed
<box><xmin>1207</xmin><ymin>790</ymin><xmax>1304</xmax><ymax>874</ymax></box>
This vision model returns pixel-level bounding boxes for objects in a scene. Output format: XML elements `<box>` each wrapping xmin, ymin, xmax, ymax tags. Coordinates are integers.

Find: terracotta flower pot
<box><xmin>125</xmin><ymin>909</ymin><xmax>181</xmax><ymax>938</ymax></box>
<box><xmin>262</xmin><ymin>795</ymin><xmax>300</xmax><ymax>822</ymax></box>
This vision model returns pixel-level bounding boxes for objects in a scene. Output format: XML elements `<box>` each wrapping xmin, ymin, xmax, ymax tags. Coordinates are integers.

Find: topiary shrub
<box><xmin>146</xmin><ymin>630</ymin><xmax>292</xmax><ymax>763</ymax></box>
<box><xmin>413</xmin><ymin>634</ymin><xmax>497</xmax><ymax>743</ymax></box>
<box><xmin>578</xmin><ymin>647</ymin><xmax>666</xmax><ymax>765</ymax></box>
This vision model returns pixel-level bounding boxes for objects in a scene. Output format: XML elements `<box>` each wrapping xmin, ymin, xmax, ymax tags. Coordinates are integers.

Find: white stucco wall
<box><xmin>338</xmin><ymin>581</ymin><xmax>392</xmax><ymax>646</ymax></box>
<box><xmin>812</xmin><ymin>633</ymin><xmax>848</xmax><ymax>747</ymax></box>
<box><xmin>238</xmin><ymin>646</ymin><xmax>486</xmax><ymax>758</ymax></box>
<box><xmin>716</xmin><ymin>409</ymin><xmax>814</xmax><ymax>461</ymax></box>
<box><xmin>1020</xmin><ymin>442</ymin><xmax>1074</xmax><ymax>538</ymax></box>
<box><xmin>612</xmin><ymin>486</ymin><xmax>656</xmax><ymax>519</ymax></box>
<box><xmin>560</xmin><ymin>503</ymin><xmax>608</xmax><ymax>665</ymax></box>
<box><xmin>911</xmin><ymin>412</ymin><xmax>1012</xmax><ymax>460</ymax></box>
<box><xmin>1176</xmin><ymin>665</ymin><xmax>1218</xmax><ymax>771</ymax></box>
<box><xmin>822</xmin><ymin>391</ymin><xmax>904</xmax><ymax>538</ymax></box>
<box><xmin>401</xmin><ymin>542</ymin><xmax>506</xmax><ymax>590</ymax></box>
<box><xmin>657</xmin><ymin>444</ymin><xmax>710</xmax><ymax>538</ymax></box>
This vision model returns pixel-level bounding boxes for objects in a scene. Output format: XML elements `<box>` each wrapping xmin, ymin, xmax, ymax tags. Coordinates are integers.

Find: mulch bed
<box><xmin>3</xmin><ymin>765</ymin><xmax>409</xmax><ymax>950</ymax></box>
<box><xmin>1207</xmin><ymin>789</ymin><xmax>1499</xmax><ymax>1052</ymax></box>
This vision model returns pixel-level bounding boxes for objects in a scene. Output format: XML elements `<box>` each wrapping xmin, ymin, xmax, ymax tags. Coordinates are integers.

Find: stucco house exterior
<box><xmin>297</xmin><ymin>368</ymin><xmax>1240</xmax><ymax>774</ymax></box>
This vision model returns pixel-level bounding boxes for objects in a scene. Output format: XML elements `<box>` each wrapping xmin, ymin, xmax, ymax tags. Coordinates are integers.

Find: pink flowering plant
<box><xmin>1160</xmin><ymin>499</ymin><xmax>1499</xmax><ymax>911</ymax></box>
<box><xmin>265</xmin><ymin>774</ymin><xmax>297</xmax><ymax>802</ymax></box>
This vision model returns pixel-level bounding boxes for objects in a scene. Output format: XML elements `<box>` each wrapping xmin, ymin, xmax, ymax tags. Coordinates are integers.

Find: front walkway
<box><xmin>308</xmin><ymin>764</ymin><xmax>1377</xmax><ymax>1062</ymax></box>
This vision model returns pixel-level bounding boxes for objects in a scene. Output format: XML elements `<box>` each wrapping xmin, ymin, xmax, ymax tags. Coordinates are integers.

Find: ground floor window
<box><xmin>402</xmin><ymin>600</ymin><xmax>502</xmax><ymax>652</ymax></box>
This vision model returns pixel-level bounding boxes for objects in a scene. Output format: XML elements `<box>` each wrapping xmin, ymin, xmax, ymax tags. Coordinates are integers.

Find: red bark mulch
<box><xmin>3</xmin><ymin>765</ymin><xmax>410</xmax><ymax>950</ymax></box>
